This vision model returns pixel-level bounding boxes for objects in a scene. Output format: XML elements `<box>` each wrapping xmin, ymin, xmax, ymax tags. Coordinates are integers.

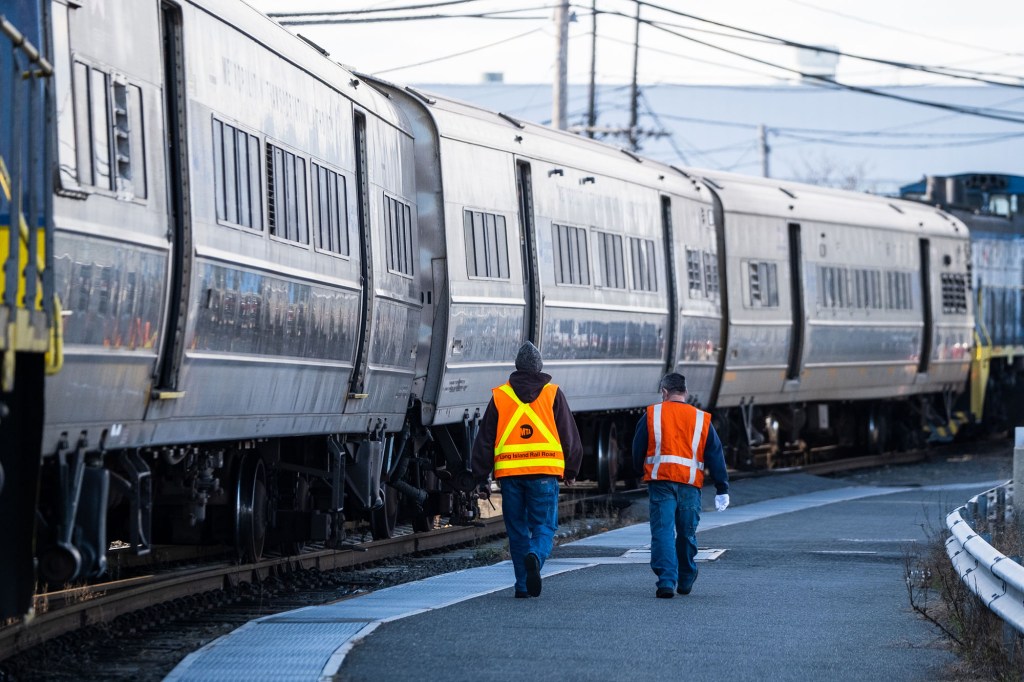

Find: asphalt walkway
<box><xmin>166</xmin><ymin>449</ymin><xmax>1012</xmax><ymax>681</ymax></box>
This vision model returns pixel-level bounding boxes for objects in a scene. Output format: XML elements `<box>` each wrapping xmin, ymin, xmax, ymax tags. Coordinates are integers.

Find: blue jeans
<box><xmin>500</xmin><ymin>476</ymin><xmax>560</xmax><ymax>592</ymax></box>
<box><xmin>648</xmin><ymin>480</ymin><xmax>701</xmax><ymax>590</ymax></box>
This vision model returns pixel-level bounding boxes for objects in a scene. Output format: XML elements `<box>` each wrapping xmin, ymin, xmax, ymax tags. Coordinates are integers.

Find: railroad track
<box><xmin>0</xmin><ymin>443</ymin><xmax>994</xmax><ymax>664</ymax></box>
<box><xmin>0</xmin><ymin>486</ymin><xmax>621</xmax><ymax>661</ymax></box>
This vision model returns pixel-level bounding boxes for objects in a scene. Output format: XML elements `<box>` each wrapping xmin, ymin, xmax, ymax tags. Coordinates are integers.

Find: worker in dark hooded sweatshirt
<box><xmin>472</xmin><ymin>341</ymin><xmax>583</xmax><ymax>598</ymax></box>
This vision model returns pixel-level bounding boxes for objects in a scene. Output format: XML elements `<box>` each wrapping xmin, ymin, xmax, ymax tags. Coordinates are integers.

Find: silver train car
<box><xmin>0</xmin><ymin>0</ymin><xmax>989</xmax><ymax>616</ymax></box>
<box><xmin>37</xmin><ymin>0</ymin><xmax>421</xmax><ymax>584</ymax></box>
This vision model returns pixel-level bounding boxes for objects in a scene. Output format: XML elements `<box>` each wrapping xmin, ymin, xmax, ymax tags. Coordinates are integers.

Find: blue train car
<box><xmin>0</xmin><ymin>0</ymin><xmax>58</xmax><ymax>619</ymax></box>
<box><xmin>900</xmin><ymin>173</ymin><xmax>1024</xmax><ymax>431</ymax></box>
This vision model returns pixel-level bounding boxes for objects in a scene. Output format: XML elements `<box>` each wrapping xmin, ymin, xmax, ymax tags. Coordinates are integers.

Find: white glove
<box><xmin>715</xmin><ymin>494</ymin><xmax>730</xmax><ymax>512</ymax></box>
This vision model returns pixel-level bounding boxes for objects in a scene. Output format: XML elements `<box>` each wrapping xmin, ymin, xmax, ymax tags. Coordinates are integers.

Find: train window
<box><xmin>312</xmin><ymin>163</ymin><xmax>349</xmax><ymax>255</ymax></box>
<box><xmin>885</xmin><ymin>271</ymin><xmax>913</xmax><ymax>310</ymax></box>
<box><xmin>69</xmin><ymin>62</ymin><xmax>146</xmax><ymax>199</ymax></box>
<box><xmin>941</xmin><ymin>273</ymin><xmax>968</xmax><ymax>314</ymax></box>
<box><xmin>464</xmin><ymin>210</ymin><xmax>509</xmax><ymax>279</ymax></box>
<box><xmin>595</xmin><ymin>231</ymin><xmax>625</xmax><ymax>289</ymax></box>
<box><xmin>629</xmin><ymin>237</ymin><xmax>657</xmax><ymax>292</ymax></box>
<box><xmin>267</xmin><ymin>142</ymin><xmax>308</xmax><ymax>243</ymax></box>
<box><xmin>213</xmin><ymin>120</ymin><xmax>262</xmax><ymax>230</ymax></box>
<box><xmin>748</xmin><ymin>261</ymin><xmax>778</xmax><ymax>308</ymax></box>
<box><xmin>686</xmin><ymin>249</ymin><xmax>703</xmax><ymax>296</ymax></box>
<box><xmin>553</xmin><ymin>223</ymin><xmax>591</xmax><ymax>286</ymax></box>
<box><xmin>385</xmin><ymin>194</ymin><xmax>414</xmax><ymax>276</ymax></box>
<box><xmin>703</xmin><ymin>251</ymin><xmax>719</xmax><ymax>297</ymax></box>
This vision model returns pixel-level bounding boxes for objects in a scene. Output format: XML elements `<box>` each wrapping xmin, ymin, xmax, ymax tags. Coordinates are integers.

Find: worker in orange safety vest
<box><xmin>631</xmin><ymin>372</ymin><xmax>729</xmax><ymax>598</ymax></box>
<box><xmin>471</xmin><ymin>341</ymin><xmax>582</xmax><ymax>598</ymax></box>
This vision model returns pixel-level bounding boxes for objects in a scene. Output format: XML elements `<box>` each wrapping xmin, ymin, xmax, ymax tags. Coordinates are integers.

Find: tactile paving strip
<box><xmin>165</xmin><ymin>621</ymin><xmax>368</xmax><ymax>682</ymax></box>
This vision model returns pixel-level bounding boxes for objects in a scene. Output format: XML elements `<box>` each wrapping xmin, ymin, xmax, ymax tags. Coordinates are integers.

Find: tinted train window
<box><xmin>686</xmin><ymin>249</ymin><xmax>703</xmax><ymax>296</ymax></box>
<box><xmin>312</xmin><ymin>163</ymin><xmax>348</xmax><ymax>255</ymax></box>
<box><xmin>385</xmin><ymin>194</ymin><xmax>414</xmax><ymax>276</ymax></box>
<box><xmin>886</xmin><ymin>271</ymin><xmax>913</xmax><ymax>310</ymax></box>
<box><xmin>267</xmin><ymin>143</ymin><xmax>308</xmax><ymax>243</ymax></box>
<box><xmin>748</xmin><ymin>261</ymin><xmax>778</xmax><ymax>307</ymax></box>
<box><xmin>941</xmin><ymin>273</ymin><xmax>968</xmax><ymax>314</ymax></box>
<box><xmin>687</xmin><ymin>250</ymin><xmax>718</xmax><ymax>299</ymax></box>
<box><xmin>213</xmin><ymin>119</ymin><xmax>262</xmax><ymax>230</ymax></box>
<box><xmin>629</xmin><ymin>237</ymin><xmax>657</xmax><ymax>292</ymax></box>
<box><xmin>71</xmin><ymin>61</ymin><xmax>146</xmax><ymax>198</ymax></box>
<box><xmin>703</xmin><ymin>251</ymin><xmax>719</xmax><ymax>297</ymax></box>
<box><xmin>464</xmin><ymin>210</ymin><xmax>509</xmax><ymax>279</ymax></box>
<box><xmin>595</xmin><ymin>231</ymin><xmax>625</xmax><ymax>289</ymax></box>
<box><xmin>553</xmin><ymin>224</ymin><xmax>590</xmax><ymax>286</ymax></box>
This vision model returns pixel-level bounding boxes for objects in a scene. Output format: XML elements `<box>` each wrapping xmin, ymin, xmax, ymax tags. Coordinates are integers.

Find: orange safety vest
<box><xmin>492</xmin><ymin>382</ymin><xmax>565</xmax><ymax>478</ymax></box>
<box><xmin>644</xmin><ymin>401</ymin><xmax>710</xmax><ymax>487</ymax></box>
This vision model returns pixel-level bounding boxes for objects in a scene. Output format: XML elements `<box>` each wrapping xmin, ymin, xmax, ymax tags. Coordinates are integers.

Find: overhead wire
<box><xmin>637</xmin><ymin>17</ymin><xmax>1024</xmax><ymax>124</ymax></box>
<box><xmin>779</xmin><ymin>0</ymin><xmax>1024</xmax><ymax>58</ymax></box>
<box><xmin>371</xmin><ymin>27</ymin><xmax>547</xmax><ymax>74</ymax></box>
<box><xmin>274</xmin><ymin>4</ymin><xmax>559</xmax><ymax>25</ymax></box>
<box><xmin>636</xmin><ymin>1</ymin><xmax>1024</xmax><ymax>87</ymax></box>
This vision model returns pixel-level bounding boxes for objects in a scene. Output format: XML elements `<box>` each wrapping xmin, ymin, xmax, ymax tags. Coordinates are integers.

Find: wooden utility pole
<box><xmin>553</xmin><ymin>0</ymin><xmax>570</xmax><ymax>130</ymax></box>
<box><xmin>587</xmin><ymin>0</ymin><xmax>597</xmax><ymax>138</ymax></box>
<box><xmin>759</xmin><ymin>124</ymin><xmax>770</xmax><ymax>177</ymax></box>
<box><xmin>628</xmin><ymin>1</ymin><xmax>641</xmax><ymax>150</ymax></box>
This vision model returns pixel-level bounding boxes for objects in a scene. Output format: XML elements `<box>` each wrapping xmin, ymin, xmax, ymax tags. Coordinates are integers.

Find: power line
<box><xmin>269</xmin><ymin>0</ymin><xmax>487</xmax><ymax>18</ymax></box>
<box><xmin>638</xmin><ymin>18</ymin><xmax>1024</xmax><ymax>124</ymax></box>
<box><xmin>371</xmin><ymin>27</ymin><xmax>546</xmax><ymax>75</ymax></box>
<box><xmin>275</xmin><ymin>4</ymin><xmax>558</xmax><ymax>25</ymax></box>
<box><xmin>632</xmin><ymin>2</ymin><xmax>1024</xmax><ymax>88</ymax></box>
<box><xmin>780</xmin><ymin>0</ymin><xmax>1024</xmax><ymax>58</ymax></box>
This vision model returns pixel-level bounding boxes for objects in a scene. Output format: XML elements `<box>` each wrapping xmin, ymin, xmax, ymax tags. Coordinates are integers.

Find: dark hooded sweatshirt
<box><xmin>471</xmin><ymin>370</ymin><xmax>583</xmax><ymax>482</ymax></box>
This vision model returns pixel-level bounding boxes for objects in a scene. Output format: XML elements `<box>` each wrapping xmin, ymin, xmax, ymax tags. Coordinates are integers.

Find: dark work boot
<box><xmin>525</xmin><ymin>553</ymin><xmax>542</xmax><ymax>597</ymax></box>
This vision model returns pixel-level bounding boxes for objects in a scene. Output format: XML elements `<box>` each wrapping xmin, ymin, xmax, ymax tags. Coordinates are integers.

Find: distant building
<box><xmin>408</xmin><ymin>82</ymin><xmax>1024</xmax><ymax>195</ymax></box>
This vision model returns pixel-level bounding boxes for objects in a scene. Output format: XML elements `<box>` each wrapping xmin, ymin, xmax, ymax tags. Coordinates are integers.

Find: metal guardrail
<box><xmin>945</xmin><ymin>427</ymin><xmax>1024</xmax><ymax>635</ymax></box>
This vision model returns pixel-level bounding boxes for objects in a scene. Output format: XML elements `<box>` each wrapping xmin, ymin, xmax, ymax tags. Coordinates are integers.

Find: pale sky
<box><xmin>245</xmin><ymin>0</ymin><xmax>1024</xmax><ymax>88</ymax></box>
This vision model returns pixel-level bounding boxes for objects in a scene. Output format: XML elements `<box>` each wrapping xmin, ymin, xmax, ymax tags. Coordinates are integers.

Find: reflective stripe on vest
<box><xmin>492</xmin><ymin>382</ymin><xmax>564</xmax><ymax>478</ymax></box>
<box><xmin>645</xmin><ymin>401</ymin><xmax>709</xmax><ymax>487</ymax></box>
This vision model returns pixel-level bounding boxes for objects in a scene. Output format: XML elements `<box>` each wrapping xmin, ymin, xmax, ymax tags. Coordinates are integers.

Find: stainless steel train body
<box><xmin>370</xmin><ymin>84</ymin><xmax>718</xmax><ymax>487</ymax></box>
<box><xmin>4</xmin><ymin>0</ymin><xmax>997</xmax><ymax>612</ymax></box>
<box><xmin>37</xmin><ymin>0</ymin><xmax>420</xmax><ymax>582</ymax></box>
<box><xmin>697</xmin><ymin>171</ymin><xmax>972</xmax><ymax>462</ymax></box>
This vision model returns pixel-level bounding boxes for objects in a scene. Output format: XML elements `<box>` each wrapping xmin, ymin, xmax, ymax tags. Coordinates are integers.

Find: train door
<box><xmin>346</xmin><ymin>111</ymin><xmax>374</xmax><ymax>401</ymax></box>
<box><xmin>917</xmin><ymin>238</ymin><xmax>933</xmax><ymax>375</ymax></box>
<box><xmin>515</xmin><ymin>160</ymin><xmax>541</xmax><ymax>343</ymax></box>
<box><xmin>151</xmin><ymin>2</ymin><xmax>192</xmax><ymax>398</ymax></box>
<box><xmin>785</xmin><ymin>222</ymin><xmax>805</xmax><ymax>383</ymax></box>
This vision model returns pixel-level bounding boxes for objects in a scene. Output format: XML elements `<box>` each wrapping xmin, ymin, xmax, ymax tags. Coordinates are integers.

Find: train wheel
<box><xmin>411</xmin><ymin>511</ymin><xmax>434</xmax><ymax>533</ymax></box>
<box><xmin>287</xmin><ymin>475</ymin><xmax>312</xmax><ymax>555</ymax></box>
<box><xmin>596</xmin><ymin>420</ymin><xmax>620</xmax><ymax>494</ymax></box>
<box><xmin>235</xmin><ymin>455</ymin><xmax>268</xmax><ymax>561</ymax></box>
<box><xmin>370</xmin><ymin>484</ymin><xmax>398</xmax><ymax>540</ymax></box>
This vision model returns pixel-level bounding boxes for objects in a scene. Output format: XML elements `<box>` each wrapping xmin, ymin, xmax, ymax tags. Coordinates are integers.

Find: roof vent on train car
<box><xmin>548</xmin><ymin>169</ymin><xmax>564</xmax><ymax>177</ymax></box>
<box><xmin>498</xmin><ymin>112</ymin><xmax>525</xmax><ymax>129</ymax></box>
<box><xmin>404</xmin><ymin>86</ymin><xmax>436</xmax><ymax>105</ymax></box>
<box><xmin>297</xmin><ymin>34</ymin><xmax>329</xmax><ymax>56</ymax></box>
<box><xmin>580</xmin><ymin>176</ymin><xmax>596</xmax><ymax>185</ymax></box>
<box><xmin>620</xmin><ymin>148</ymin><xmax>643</xmax><ymax>163</ymax></box>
